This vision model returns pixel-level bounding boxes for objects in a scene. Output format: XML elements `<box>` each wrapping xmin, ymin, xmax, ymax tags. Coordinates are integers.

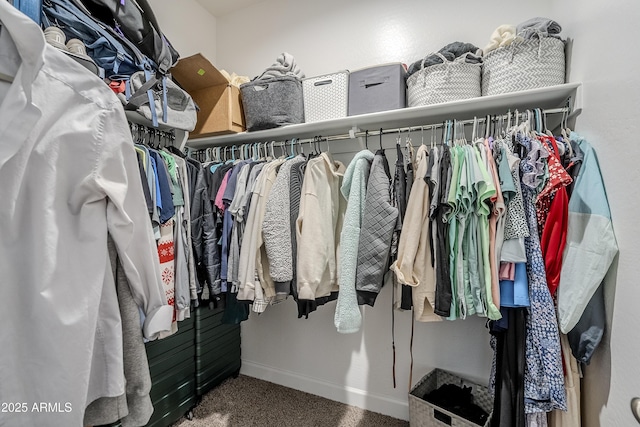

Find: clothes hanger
<box><xmin>458</xmin><ymin>121</ymin><xmax>465</xmax><ymax>145</ymax></box>
<box><xmin>452</xmin><ymin>120</ymin><xmax>458</xmax><ymax>146</ymax></box>
<box><xmin>405</xmin><ymin>128</ymin><xmax>414</xmax><ymax>163</ymax></box>
<box><xmin>460</xmin><ymin>121</ymin><xmax>468</xmax><ymax>146</ymax></box>
<box><xmin>379</xmin><ymin>128</ymin><xmax>384</xmax><ymax>151</ymax></box>
<box><xmin>365</xmin><ymin>130</ymin><xmax>370</xmax><ymax>151</ymax></box>
<box><xmin>297</xmin><ymin>138</ymin><xmax>304</xmax><ymax>157</ymax></box>
<box><xmin>287</xmin><ymin>139</ymin><xmax>295</xmax><ymax>158</ymax></box>
<box><xmin>138</xmin><ymin>125</ymin><xmax>145</xmax><ymax>146</ymax></box>
<box><xmin>430</xmin><ymin>125</ymin><xmax>435</xmax><ymax>149</ymax></box>
<box><xmin>324</xmin><ymin>136</ymin><xmax>331</xmax><ymax>154</ymax></box>
<box><xmin>559</xmin><ymin>109</ymin><xmax>574</xmax><ymax>156</ymax></box>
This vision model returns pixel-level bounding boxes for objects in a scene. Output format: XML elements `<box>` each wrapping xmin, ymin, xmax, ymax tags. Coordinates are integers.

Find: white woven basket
<box><xmin>482</xmin><ymin>36</ymin><xmax>565</xmax><ymax>96</ymax></box>
<box><xmin>302</xmin><ymin>70</ymin><xmax>349</xmax><ymax>122</ymax></box>
<box><xmin>409</xmin><ymin>369</ymin><xmax>493</xmax><ymax>427</ymax></box>
<box><xmin>407</xmin><ymin>53</ymin><xmax>481</xmax><ymax>107</ymax></box>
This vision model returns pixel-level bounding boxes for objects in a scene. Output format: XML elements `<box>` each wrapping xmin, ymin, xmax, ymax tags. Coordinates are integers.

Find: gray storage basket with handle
<box><xmin>407</xmin><ymin>52</ymin><xmax>482</xmax><ymax>107</ymax></box>
<box><xmin>240</xmin><ymin>75</ymin><xmax>304</xmax><ymax>131</ymax></box>
<box><xmin>409</xmin><ymin>368</ymin><xmax>493</xmax><ymax>427</ymax></box>
<box><xmin>482</xmin><ymin>35</ymin><xmax>565</xmax><ymax>96</ymax></box>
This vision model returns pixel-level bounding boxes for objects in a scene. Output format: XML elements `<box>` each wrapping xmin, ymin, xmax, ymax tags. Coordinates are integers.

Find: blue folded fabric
<box><xmin>499</xmin><ymin>262</ymin><xmax>530</xmax><ymax>308</ymax></box>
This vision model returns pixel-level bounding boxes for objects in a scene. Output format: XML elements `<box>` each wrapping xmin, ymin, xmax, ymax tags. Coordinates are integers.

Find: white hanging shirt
<box><xmin>0</xmin><ymin>3</ymin><xmax>173</xmax><ymax>426</ymax></box>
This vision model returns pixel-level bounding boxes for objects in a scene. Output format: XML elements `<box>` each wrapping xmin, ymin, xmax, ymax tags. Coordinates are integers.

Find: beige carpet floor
<box><xmin>173</xmin><ymin>375</ymin><xmax>409</xmax><ymax>427</ymax></box>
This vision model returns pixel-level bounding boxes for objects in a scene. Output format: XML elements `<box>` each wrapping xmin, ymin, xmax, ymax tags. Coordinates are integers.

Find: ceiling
<box><xmin>195</xmin><ymin>0</ymin><xmax>267</xmax><ymax>17</ymax></box>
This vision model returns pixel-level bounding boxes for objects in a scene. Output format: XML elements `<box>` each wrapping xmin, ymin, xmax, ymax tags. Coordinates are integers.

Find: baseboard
<box><xmin>240</xmin><ymin>360</ymin><xmax>410</xmax><ymax>421</ymax></box>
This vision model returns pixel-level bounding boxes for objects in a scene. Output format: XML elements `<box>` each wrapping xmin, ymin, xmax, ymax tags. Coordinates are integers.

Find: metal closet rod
<box><xmin>191</xmin><ymin>106</ymin><xmax>570</xmax><ymax>154</ymax></box>
<box><xmin>320</xmin><ymin>106</ymin><xmax>570</xmax><ymax>143</ymax></box>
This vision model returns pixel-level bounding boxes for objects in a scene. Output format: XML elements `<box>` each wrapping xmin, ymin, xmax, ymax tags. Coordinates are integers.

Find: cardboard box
<box><xmin>172</xmin><ymin>53</ymin><xmax>245</xmax><ymax>138</ymax></box>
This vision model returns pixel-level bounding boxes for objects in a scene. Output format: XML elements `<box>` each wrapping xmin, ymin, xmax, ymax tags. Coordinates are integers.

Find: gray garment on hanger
<box><xmin>173</xmin><ymin>205</ymin><xmax>191</xmax><ymax>317</ymax></box>
<box><xmin>355</xmin><ymin>152</ymin><xmax>399</xmax><ymax>306</ymax></box>
<box><xmin>263</xmin><ymin>156</ymin><xmax>306</xmax><ymax>292</ymax></box>
<box><xmin>83</xmin><ymin>236</ymin><xmax>154</xmax><ymax>427</ymax></box>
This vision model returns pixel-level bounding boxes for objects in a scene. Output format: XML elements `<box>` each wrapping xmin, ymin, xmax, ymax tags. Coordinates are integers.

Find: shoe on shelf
<box><xmin>43</xmin><ymin>26</ymin><xmax>67</xmax><ymax>51</ymax></box>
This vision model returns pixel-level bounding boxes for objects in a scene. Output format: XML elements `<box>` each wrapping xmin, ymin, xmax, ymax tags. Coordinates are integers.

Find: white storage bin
<box><xmin>302</xmin><ymin>70</ymin><xmax>349</xmax><ymax>122</ymax></box>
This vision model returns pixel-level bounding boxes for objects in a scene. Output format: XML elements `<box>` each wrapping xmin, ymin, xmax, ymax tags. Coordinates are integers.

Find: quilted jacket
<box><xmin>355</xmin><ymin>151</ymin><xmax>398</xmax><ymax>306</ymax></box>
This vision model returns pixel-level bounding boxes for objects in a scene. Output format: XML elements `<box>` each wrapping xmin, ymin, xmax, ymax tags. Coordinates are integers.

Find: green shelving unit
<box><xmin>194</xmin><ymin>303</ymin><xmax>242</xmax><ymax>396</ymax></box>
<box><xmin>97</xmin><ymin>301</ymin><xmax>241</xmax><ymax>427</ymax></box>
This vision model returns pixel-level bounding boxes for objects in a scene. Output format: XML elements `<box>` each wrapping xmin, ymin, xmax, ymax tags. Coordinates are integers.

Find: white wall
<box><xmin>551</xmin><ymin>1</ymin><xmax>640</xmax><ymax>426</ymax></box>
<box><xmin>216</xmin><ymin>0</ymin><xmax>560</xmax><ymax>421</ymax></box>
<box><xmin>148</xmin><ymin>0</ymin><xmax>217</xmax><ymax>62</ymax></box>
<box><xmin>216</xmin><ymin>0</ymin><xmax>551</xmax><ymax>79</ymax></box>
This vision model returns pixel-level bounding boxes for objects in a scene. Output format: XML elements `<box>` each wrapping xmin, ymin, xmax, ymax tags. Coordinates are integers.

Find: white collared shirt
<box><xmin>0</xmin><ymin>4</ymin><xmax>173</xmax><ymax>426</ymax></box>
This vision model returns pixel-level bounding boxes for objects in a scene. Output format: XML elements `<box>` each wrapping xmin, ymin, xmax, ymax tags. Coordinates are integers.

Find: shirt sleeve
<box><xmin>93</xmin><ymin>107</ymin><xmax>173</xmax><ymax>340</ymax></box>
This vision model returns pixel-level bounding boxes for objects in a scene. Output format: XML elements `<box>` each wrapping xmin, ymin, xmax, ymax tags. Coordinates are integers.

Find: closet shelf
<box><xmin>187</xmin><ymin>82</ymin><xmax>581</xmax><ymax>148</ymax></box>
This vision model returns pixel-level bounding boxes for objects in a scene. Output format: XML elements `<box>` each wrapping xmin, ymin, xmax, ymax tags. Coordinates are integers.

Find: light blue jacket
<box><xmin>334</xmin><ymin>150</ymin><xmax>374</xmax><ymax>333</ymax></box>
<box><xmin>557</xmin><ymin>133</ymin><xmax>618</xmax><ymax>333</ymax></box>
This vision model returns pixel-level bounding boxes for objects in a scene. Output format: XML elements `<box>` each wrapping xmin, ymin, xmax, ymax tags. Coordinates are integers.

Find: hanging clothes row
<box><xmin>128</xmin><ymin>121</ymin><xmax>220</xmax><ymax>332</ymax></box>
<box><xmin>182</xmin><ymin>108</ymin><xmax>573</xmax><ymax>327</ymax></box>
<box><xmin>184</xmin><ymin>106</ymin><xmax>617</xmax><ymax>427</ymax></box>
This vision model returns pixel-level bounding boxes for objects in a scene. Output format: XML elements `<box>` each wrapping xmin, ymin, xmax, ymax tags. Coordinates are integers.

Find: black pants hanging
<box><xmin>491</xmin><ymin>307</ymin><xmax>527</xmax><ymax>427</ymax></box>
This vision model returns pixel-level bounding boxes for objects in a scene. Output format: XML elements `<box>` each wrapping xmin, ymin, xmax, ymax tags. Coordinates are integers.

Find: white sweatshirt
<box><xmin>296</xmin><ymin>153</ymin><xmax>346</xmax><ymax>300</ymax></box>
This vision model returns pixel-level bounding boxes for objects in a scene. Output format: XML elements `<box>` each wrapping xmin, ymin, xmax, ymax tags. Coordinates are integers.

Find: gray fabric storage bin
<box><xmin>240</xmin><ymin>76</ymin><xmax>304</xmax><ymax>131</ymax></box>
<box><xmin>348</xmin><ymin>63</ymin><xmax>407</xmax><ymax>116</ymax></box>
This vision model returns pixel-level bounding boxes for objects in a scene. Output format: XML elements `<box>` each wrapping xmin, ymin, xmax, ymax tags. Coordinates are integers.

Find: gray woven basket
<box><xmin>409</xmin><ymin>369</ymin><xmax>493</xmax><ymax>427</ymax></box>
<box><xmin>482</xmin><ymin>36</ymin><xmax>565</xmax><ymax>96</ymax></box>
<box><xmin>407</xmin><ymin>53</ymin><xmax>481</xmax><ymax>107</ymax></box>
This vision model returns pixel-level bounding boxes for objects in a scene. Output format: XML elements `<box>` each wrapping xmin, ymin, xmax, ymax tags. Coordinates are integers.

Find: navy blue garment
<box><xmin>149</xmin><ymin>149</ymin><xmax>175</xmax><ymax>223</ymax></box>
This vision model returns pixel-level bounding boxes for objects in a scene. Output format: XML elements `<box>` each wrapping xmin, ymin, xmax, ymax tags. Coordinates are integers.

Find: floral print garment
<box><xmin>535</xmin><ymin>136</ymin><xmax>572</xmax><ymax>234</ymax></box>
<box><xmin>520</xmin><ymin>135</ymin><xmax>567</xmax><ymax>414</ymax></box>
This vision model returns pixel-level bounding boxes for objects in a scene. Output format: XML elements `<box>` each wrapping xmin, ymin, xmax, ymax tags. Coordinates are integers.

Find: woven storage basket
<box><xmin>407</xmin><ymin>53</ymin><xmax>481</xmax><ymax>107</ymax></box>
<box><xmin>482</xmin><ymin>36</ymin><xmax>565</xmax><ymax>96</ymax></box>
<box><xmin>302</xmin><ymin>70</ymin><xmax>349</xmax><ymax>123</ymax></box>
<box><xmin>409</xmin><ymin>369</ymin><xmax>493</xmax><ymax>427</ymax></box>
